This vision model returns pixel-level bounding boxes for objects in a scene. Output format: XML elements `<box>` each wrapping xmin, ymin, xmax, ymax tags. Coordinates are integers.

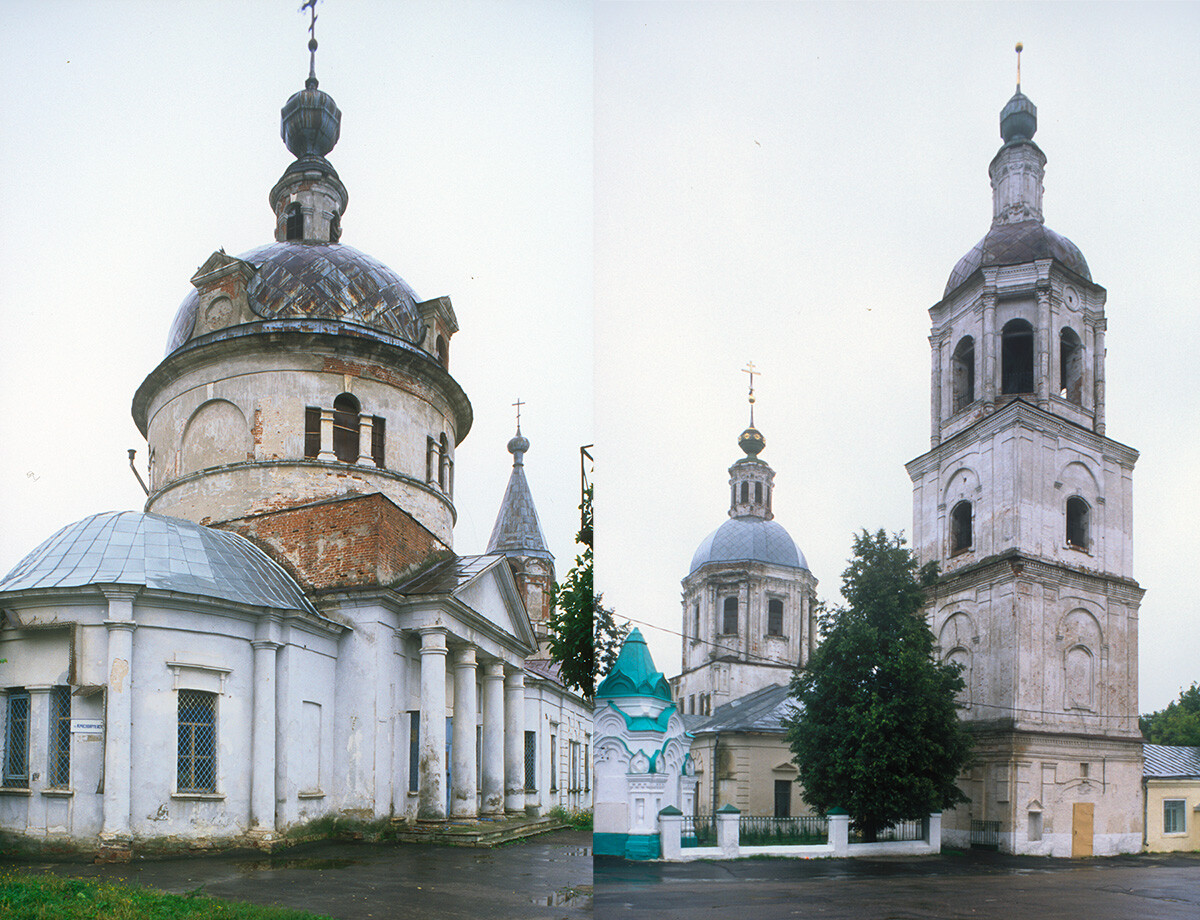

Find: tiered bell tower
<box><xmin>906</xmin><ymin>54</ymin><xmax>1143</xmax><ymax>856</ymax></box>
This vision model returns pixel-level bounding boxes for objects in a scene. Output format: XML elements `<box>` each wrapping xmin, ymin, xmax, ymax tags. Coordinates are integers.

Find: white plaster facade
<box><xmin>907</xmin><ymin>86</ymin><xmax>1143</xmax><ymax>856</ymax></box>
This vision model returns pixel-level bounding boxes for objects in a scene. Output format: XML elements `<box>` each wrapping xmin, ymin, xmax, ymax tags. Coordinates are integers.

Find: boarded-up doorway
<box><xmin>1072</xmin><ymin>802</ymin><xmax>1094</xmax><ymax>857</ymax></box>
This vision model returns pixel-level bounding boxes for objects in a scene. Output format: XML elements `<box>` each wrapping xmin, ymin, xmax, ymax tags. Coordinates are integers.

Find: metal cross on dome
<box><xmin>301</xmin><ymin>0</ymin><xmax>320</xmax><ymax>81</ymax></box>
<box><xmin>513</xmin><ymin>398</ymin><xmax>525</xmax><ymax>432</ymax></box>
<box><xmin>742</xmin><ymin>361</ymin><xmax>759</xmax><ymax>426</ymax></box>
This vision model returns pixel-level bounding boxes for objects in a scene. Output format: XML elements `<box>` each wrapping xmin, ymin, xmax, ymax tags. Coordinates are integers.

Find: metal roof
<box><xmin>167</xmin><ymin>241</ymin><xmax>421</xmax><ymax>354</ymax></box>
<box><xmin>596</xmin><ymin>628</ymin><xmax>672</xmax><ymax>702</ymax></box>
<box><xmin>486</xmin><ymin>434</ymin><xmax>552</xmax><ymax>560</ymax></box>
<box><xmin>1144</xmin><ymin>744</ymin><xmax>1200</xmax><ymax>779</ymax></box>
<box><xmin>397</xmin><ymin>553</ymin><xmax>501</xmax><ymax>595</ymax></box>
<box><xmin>688</xmin><ymin>683</ymin><xmax>799</xmax><ymax>735</ymax></box>
<box><xmin>690</xmin><ymin>516</ymin><xmax>806</xmax><ymax>574</ymax></box>
<box><xmin>0</xmin><ymin>511</ymin><xmax>315</xmax><ymax>614</ymax></box>
<box><xmin>944</xmin><ymin>220</ymin><xmax>1091</xmax><ymax>297</ymax></box>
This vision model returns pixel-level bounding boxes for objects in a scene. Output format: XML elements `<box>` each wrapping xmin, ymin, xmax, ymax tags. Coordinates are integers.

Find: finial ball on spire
<box><xmin>1015</xmin><ymin>41</ymin><xmax>1023</xmax><ymax>53</ymax></box>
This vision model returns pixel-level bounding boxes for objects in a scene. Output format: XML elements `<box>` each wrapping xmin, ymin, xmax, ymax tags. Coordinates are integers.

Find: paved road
<box><xmin>595</xmin><ymin>850</ymin><xmax>1200</xmax><ymax>919</ymax></box>
<box><xmin>5</xmin><ymin>829</ymin><xmax>591</xmax><ymax>920</ymax></box>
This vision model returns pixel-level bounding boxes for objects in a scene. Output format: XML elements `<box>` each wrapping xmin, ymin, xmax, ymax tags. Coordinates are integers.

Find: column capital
<box><xmin>504</xmin><ymin>667</ymin><xmax>526</xmax><ymax>688</ymax></box>
<box><xmin>251</xmin><ymin>639</ymin><xmax>282</xmax><ymax>652</ymax></box>
<box><xmin>103</xmin><ymin>619</ymin><xmax>137</xmax><ymax>634</ymax></box>
<box><xmin>481</xmin><ymin>660</ymin><xmax>506</xmax><ymax>681</ymax></box>
<box><xmin>420</xmin><ymin>627</ymin><xmax>448</xmax><ymax>652</ymax></box>
<box><xmin>98</xmin><ymin>585</ymin><xmax>140</xmax><ymax>603</ymax></box>
<box><xmin>454</xmin><ymin>646</ymin><xmax>477</xmax><ymax>669</ymax></box>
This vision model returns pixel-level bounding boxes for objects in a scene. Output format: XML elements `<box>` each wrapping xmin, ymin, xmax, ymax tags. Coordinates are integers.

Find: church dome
<box><xmin>0</xmin><ymin>511</ymin><xmax>315</xmax><ymax>614</ymax></box>
<box><xmin>689</xmin><ymin>516</ymin><xmax>807</xmax><ymax>574</ymax></box>
<box><xmin>165</xmin><ymin>241</ymin><xmax>421</xmax><ymax>355</ymax></box>
<box><xmin>944</xmin><ymin>220</ymin><xmax>1090</xmax><ymax>297</ymax></box>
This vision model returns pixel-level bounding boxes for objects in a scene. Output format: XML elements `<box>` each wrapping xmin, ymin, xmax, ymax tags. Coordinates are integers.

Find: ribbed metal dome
<box><xmin>0</xmin><ymin>511</ymin><xmax>315</xmax><ymax>614</ymax></box>
<box><xmin>944</xmin><ymin>220</ymin><xmax>1090</xmax><ymax>298</ymax></box>
<box><xmin>166</xmin><ymin>242</ymin><xmax>421</xmax><ymax>355</ymax></box>
<box><xmin>689</xmin><ymin>516</ymin><xmax>807</xmax><ymax>574</ymax></box>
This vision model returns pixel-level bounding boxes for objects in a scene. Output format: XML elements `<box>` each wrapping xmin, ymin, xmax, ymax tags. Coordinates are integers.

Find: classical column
<box><xmin>480</xmin><ymin>661</ymin><xmax>506</xmax><ymax>816</ymax></box>
<box><xmin>100</xmin><ymin>588</ymin><xmax>138</xmax><ymax>840</ymax></box>
<box><xmin>504</xmin><ymin>668</ymin><xmax>526</xmax><ymax>814</ymax></box>
<box><xmin>250</xmin><ymin>634</ymin><xmax>280</xmax><ymax>833</ymax></box>
<box><xmin>1036</xmin><ymin>282</ymin><xmax>1051</xmax><ymax>409</ymax></box>
<box><xmin>450</xmin><ymin>647</ymin><xmax>478</xmax><ymax>818</ymax></box>
<box><xmin>318</xmin><ymin>409</ymin><xmax>336</xmax><ymax>460</ymax></box>
<box><xmin>930</xmin><ymin>333</ymin><xmax>944</xmax><ymax>447</ymax></box>
<box><xmin>418</xmin><ymin>628</ymin><xmax>448</xmax><ymax>821</ymax></box>
<box><xmin>982</xmin><ymin>286</ymin><xmax>997</xmax><ymax>410</ymax></box>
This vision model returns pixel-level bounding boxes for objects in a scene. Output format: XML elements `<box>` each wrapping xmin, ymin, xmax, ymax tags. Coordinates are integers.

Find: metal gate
<box><xmin>970</xmin><ymin>819</ymin><xmax>1002</xmax><ymax>848</ymax></box>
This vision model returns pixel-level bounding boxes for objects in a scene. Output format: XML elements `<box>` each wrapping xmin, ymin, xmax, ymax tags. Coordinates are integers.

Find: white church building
<box><xmin>0</xmin><ymin>48</ymin><xmax>589</xmax><ymax>858</ymax></box>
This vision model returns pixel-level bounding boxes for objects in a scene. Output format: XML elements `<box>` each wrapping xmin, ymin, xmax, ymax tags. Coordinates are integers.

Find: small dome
<box><xmin>166</xmin><ymin>242</ymin><xmax>421</xmax><ymax>355</ymax></box>
<box><xmin>944</xmin><ymin>220</ymin><xmax>1090</xmax><ymax>297</ymax></box>
<box><xmin>0</xmin><ymin>511</ymin><xmax>315</xmax><ymax>614</ymax></box>
<box><xmin>738</xmin><ymin>426</ymin><xmax>765</xmax><ymax>458</ymax></box>
<box><xmin>689</xmin><ymin>516</ymin><xmax>807</xmax><ymax>574</ymax></box>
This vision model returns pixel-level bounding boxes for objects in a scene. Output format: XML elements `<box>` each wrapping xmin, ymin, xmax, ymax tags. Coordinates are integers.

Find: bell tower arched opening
<box><xmin>1001</xmin><ymin>319</ymin><xmax>1034</xmax><ymax>395</ymax></box>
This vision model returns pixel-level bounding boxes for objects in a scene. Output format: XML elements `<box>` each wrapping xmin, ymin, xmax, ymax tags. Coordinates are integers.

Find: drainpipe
<box><xmin>127</xmin><ymin>450</ymin><xmax>149</xmax><ymax>496</ymax></box>
<box><xmin>712</xmin><ymin>733</ymin><xmax>720</xmax><ymax>816</ymax></box>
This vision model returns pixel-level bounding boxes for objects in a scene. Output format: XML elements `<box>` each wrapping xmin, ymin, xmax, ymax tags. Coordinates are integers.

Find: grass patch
<box><xmin>0</xmin><ymin>871</ymin><xmax>334</xmax><ymax>920</ymax></box>
<box><xmin>546</xmin><ymin>806</ymin><xmax>592</xmax><ymax>830</ymax></box>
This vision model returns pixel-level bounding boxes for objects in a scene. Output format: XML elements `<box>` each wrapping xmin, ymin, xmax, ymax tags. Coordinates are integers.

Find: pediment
<box><xmin>451</xmin><ymin>556</ymin><xmax>537</xmax><ymax>650</ymax></box>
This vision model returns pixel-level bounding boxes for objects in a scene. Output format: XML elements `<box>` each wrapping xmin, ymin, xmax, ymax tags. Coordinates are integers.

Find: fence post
<box><xmin>926</xmin><ymin>812</ymin><xmax>942</xmax><ymax>853</ymax></box>
<box><xmin>828</xmin><ymin>809</ymin><xmax>849</xmax><ymax>856</ymax></box>
<box><xmin>659</xmin><ymin>805</ymin><xmax>682</xmax><ymax>860</ymax></box>
<box><xmin>716</xmin><ymin>803</ymin><xmax>741</xmax><ymax>857</ymax></box>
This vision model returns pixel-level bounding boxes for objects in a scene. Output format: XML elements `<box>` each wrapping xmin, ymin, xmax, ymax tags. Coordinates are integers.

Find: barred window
<box><xmin>524</xmin><ymin>731</ymin><xmax>536</xmax><ymax>791</ymax></box>
<box><xmin>549</xmin><ymin>734</ymin><xmax>557</xmax><ymax>793</ymax></box>
<box><xmin>408</xmin><ymin>712</ymin><xmax>420</xmax><ymax>793</ymax></box>
<box><xmin>177</xmin><ymin>690</ymin><xmax>217</xmax><ymax>793</ymax></box>
<box><xmin>3</xmin><ymin>690</ymin><xmax>30</xmax><ymax>788</ymax></box>
<box><xmin>48</xmin><ymin>686</ymin><xmax>71</xmax><ymax>789</ymax></box>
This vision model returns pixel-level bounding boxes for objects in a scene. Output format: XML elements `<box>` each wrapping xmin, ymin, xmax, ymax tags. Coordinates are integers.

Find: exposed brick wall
<box><xmin>217</xmin><ymin>492</ymin><xmax>450</xmax><ymax>592</ymax></box>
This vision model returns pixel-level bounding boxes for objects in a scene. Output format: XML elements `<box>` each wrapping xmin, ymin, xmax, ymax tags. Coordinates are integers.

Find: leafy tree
<box><xmin>1141</xmin><ymin>683</ymin><xmax>1200</xmax><ymax>746</ymax></box>
<box><xmin>547</xmin><ymin>485</ymin><xmax>628</xmax><ymax>699</ymax></box>
<box><xmin>785</xmin><ymin>529</ymin><xmax>971</xmax><ymax>841</ymax></box>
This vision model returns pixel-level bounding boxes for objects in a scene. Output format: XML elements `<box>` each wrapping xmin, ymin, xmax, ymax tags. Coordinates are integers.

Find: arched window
<box><xmin>1060</xmin><ymin>328</ymin><xmax>1083</xmax><ymax>404</ymax></box>
<box><xmin>950</xmin><ymin>500</ymin><xmax>973</xmax><ymax>555</ymax></box>
<box><xmin>1066</xmin><ymin>496</ymin><xmax>1090</xmax><ymax>550</ymax></box>
<box><xmin>438</xmin><ymin>433</ymin><xmax>452</xmax><ymax>495</ymax></box>
<box><xmin>951</xmin><ymin>336</ymin><xmax>975</xmax><ymax>412</ymax></box>
<box><xmin>740</xmin><ymin>481</ymin><xmax>749</xmax><ymax>504</ymax></box>
<box><xmin>767</xmin><ymin>598</ymin><xmax>784</xmax><ymax>637</ymax></box>
<box><xmin>754</xmin><ymin>481</ymin><xmax>763</xmax><ymax>504</ymax></box>
<box><xmin>722</xmin><ymin>596</ymin><xmax>738</xmax><ymax>635</ymax></box>
<box><xmin>333</xmin><ymin>393</ymin><xmax>360</xmax><ymax>462</ymax></box>
<box><xmin>1001</xmin><ymin>319</ymin><xmax>1035</xmax><ymax>395</ymax></box>
<box><xmin>436</xmin><ymin>335</ymin><xmax>449</xmax><ymax>369</ymax></box>
<box><xmin>285</xmin><ymin>204</ymin><xmax>303</xmax><ymax>241</ymax></box>
<box><xmin>329</xmin><ymin>213</ymin><xmax>341</xmax><ymax>243</ymax></box>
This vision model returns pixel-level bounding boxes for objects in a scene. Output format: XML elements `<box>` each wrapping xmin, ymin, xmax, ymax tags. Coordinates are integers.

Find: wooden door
<box><xmin>1072</xmin><ymin>802</ymin><xmax>1094</xmax><ymax>857</ymax></box>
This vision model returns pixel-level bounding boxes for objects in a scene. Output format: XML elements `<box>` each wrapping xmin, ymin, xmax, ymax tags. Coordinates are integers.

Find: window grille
<box><xmin>48</xmin><ymin>686</ymin><xmax>71</xmax><ymax>788</ymax></box>
<box><xmin>3</xmin><ymin>690</ymin><xmax>30</xmax><ymax>788</ymax></box>
<box><xmin>408</xmin><ymin>712</ymin><xmax>420</xmax><ymax>793</ymax></box>
<box><xmin>524</xmin><ymin>731</ymin><xmax>536</xmax><ymax>791</ymax></box>
<box><xmin>177</xmin><ymin>690</ymin><xmax>217</xmax><ymax>793</ymax></box>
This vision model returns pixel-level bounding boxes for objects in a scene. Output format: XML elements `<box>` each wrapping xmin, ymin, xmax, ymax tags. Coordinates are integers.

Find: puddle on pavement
<box><xmin>236</xmin><ymin>856</ymin><xmax>360</xmax><ymax>875</ymax></box>
<box><xmin>532</xmin><ymin>885</ymin><xmax>592</xmax><ymax>908</ymax></box>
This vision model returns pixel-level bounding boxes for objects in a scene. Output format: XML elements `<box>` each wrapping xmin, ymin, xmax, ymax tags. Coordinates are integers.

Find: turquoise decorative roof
<box><xmin>595</xmin><ymin>628</ymin><xmax>672</xmax><ymax>701</ymax></box>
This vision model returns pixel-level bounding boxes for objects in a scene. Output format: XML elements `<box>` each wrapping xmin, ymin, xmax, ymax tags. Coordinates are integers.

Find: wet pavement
<box><xmin>595</xmin><ymin>849</ymin><xmax>1200</xmax><ymax>919</ymax></box>
<box><xmin>4</xmin><ymin>828</ymin><xmax>592</xmax><ymax>920</ymax></box>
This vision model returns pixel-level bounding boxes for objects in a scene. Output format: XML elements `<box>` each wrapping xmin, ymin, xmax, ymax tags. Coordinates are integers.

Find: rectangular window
<box><xmin>371</xmin><ymin>415</ymin><xmax>386</xmax><ymax>467</ymax></box>
<box><xmin>304</xmin><ymin>406</ymin><xmax>321</xmax><ymax>459</ymax></box>
<box><xmin>48</xmin><ymin>686</ymin><xmax>71</xmax><ymax>789</ymax></box>
<box><xmin>408</xmin><ymin>712</ymin><xmax>420</xmax><ymax>793</ymax></box>
<box><xmin>722</xmin><ymin>596</ymin><xmax>738</xmax><ymax>635</ymax></box>
<box><xmin>524</xmin><ymin>731</ymin><xmax>536</xmax><ymax>791</ymax></box>
<box><xmin>570</xmin><ymin>741</ymin><xmax>579</xmax><ymax>792</ymax></box>
<box><xmin>3</xmin><ymin>690</ymin><xmax>30</xmax><ymax>788</ymax></box>
<box><xmin>767</xmin><ymin>598</ymin><xmax>784</xmax><ymax>637</ymax></box>
<box><xmin>177</xmin><ymin>690</ymin><xmax>217</xmax><ymax>793</ymax></box>
<box><xmin>774</xmin><ymin>779</ymin><xmax>792</xmax><ymax>818</ymax></box>
<box><xmin>1164</xmin><ymin>799</ymin><xmax>1186</xmax><ymax>835</ymax></box>
<box><xmin>549</xmin><ymin>734</ymin><xmax>557</xmax><ymax>793</ymax></box>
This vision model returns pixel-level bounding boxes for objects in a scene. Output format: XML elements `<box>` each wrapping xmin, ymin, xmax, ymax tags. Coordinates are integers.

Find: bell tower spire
<box><xmin>728</xmin><ymin>365</ymin><xmax>774</xmax><ymax>520</ymax></box>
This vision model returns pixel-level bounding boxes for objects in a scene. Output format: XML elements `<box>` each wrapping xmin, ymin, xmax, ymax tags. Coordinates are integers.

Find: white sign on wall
<box><xmin>70</xmin><ymin>719</ymin><xmax>104</xmax><ymax>734</ymax></box>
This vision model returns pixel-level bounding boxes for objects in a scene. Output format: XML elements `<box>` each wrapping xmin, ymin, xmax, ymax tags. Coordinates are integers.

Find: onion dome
<box><xmin>0</xmin><ymin>511</ymin><xmax>316</xmax><ymax>614</ymax></box>
<box><xmin>738</xmin><ymin>426</ymin><xmax>765</xmax><ymax>458</ymax></box>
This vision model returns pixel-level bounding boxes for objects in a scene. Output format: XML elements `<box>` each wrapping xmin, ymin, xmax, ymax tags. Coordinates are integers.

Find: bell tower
<box><xmin>906</xmin><ymin>52</ymin><xmax>1144</xmax><ymax>857</ymax></box>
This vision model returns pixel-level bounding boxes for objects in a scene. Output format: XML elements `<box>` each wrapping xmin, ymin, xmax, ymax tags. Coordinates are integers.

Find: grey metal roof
<box><xmin>944</xmin><ymin>220</ymin><xmax>1091</xmax><ymax>297</ymax></box>
<box><xmin>1144</xmin><ymin>744</ymin><xmax>1200</xmax><ymax>779</ymax></box>
<box><xmin>690</xmin><ymin>517</ymin><xmax>806</xmax><ymax>574</ymax></box>
<box><xmin>167</xmin><ymin>242</ymin><xmax>421</xmax><ymax>354</ymax></box>
<box><xmin>486</xmin><ymin>436</ymin><xmax>552</xmax><ymax>560</ymax></box>
<box><xmin>689</xmin><ymin>683</ymin><xmax>799</xmax><ymax>735</ymax></box>
<box><xmin>398</xmin><ymin>553</ymin><xmax>502</xmax><ymax>595</ymax></box>
<box><xmin>0</xmin><ymin>511</ymin><xmax>315</xmax><ymax>614</ymax></box>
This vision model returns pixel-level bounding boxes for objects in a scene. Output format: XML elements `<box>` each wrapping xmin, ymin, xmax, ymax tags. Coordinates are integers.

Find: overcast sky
<box><xmin>1</xmin><ymin>2</ymin><xmax>1196</xmax><ymax>716</ymax></box>
<box><xmin>0</xmin><ymin>2</ymin><xmax>592</xmax><ymax>592</ymax></box>
<box><xmin>594</xmin><ymin>1</ymin><xmax>1200</xmax><ymax>714</ymax></box>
